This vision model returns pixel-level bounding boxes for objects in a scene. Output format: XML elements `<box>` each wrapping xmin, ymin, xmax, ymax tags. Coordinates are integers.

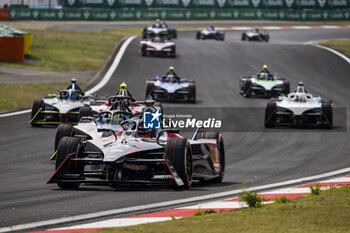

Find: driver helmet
<box><xmin>68</xmin><ymin>90</ymin><xmax>76</xmax><ymax>100</ymax></box>
<box><xmin>169</xmin><ymin>66</ymin><xmax>174</xmax><ymax>71</ymax></box>
<box><xmin>263</xmin><ymin>64</ymin><xmax>268</xmax><ymax>70</ymax></box>
<box><xmin>71</xmin><ymin>78</ymin><xmax>77</xmax><ymax>83</ymax></box>
<box><xmin>120</xmin><ymin>81</ymin><xmax>127</xmax><ymax>89</ymax></box>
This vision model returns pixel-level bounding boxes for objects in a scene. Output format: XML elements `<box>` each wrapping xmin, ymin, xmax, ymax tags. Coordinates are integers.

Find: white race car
<box><xmin>196</xmin><ymin>26</ymin><xmax>225</xmax><ymax>41</ymax></box>
<box><xmin>145</xmin><ymin>75</ymin><xmax>196</xmax><ymax>103</ymax></box>
<box><xmin>265</xmin><ymin>82</ymin><xmax>333</xmax><ymax>128</ymax></box>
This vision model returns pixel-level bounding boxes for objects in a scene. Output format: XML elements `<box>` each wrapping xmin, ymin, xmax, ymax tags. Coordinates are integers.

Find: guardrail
<box><xmin>7</xmin><ymin>8</ymin><xmax>350</xmax><ymax>20</ymax></box>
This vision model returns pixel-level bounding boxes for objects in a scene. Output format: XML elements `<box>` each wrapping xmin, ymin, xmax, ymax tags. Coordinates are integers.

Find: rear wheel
<box><xmin>242</xmin><ymin>79</ymin><xmax>252</xmax><ymax>97</ymax></box>
<box><xmin>283</xmin><ymin>81</ymin><xmax>290</xmax><ymax>95</ymax></box>
<box><xmin>322</xmin><ymin>100</ymin><xmax>333</xmax><ymax>129</ymax></box>
<box><xmin>56</xmin><ymin>136</ymin><xmax>84</xmax><ymax>189</ymax></box>
<box><xmin>31</xmin><ymin>99</ymin><xmax>44</xmax><ymax>127</ymax></box>
<box><xmin>188</xmin><ymin>83</ymin><xmax>196</xmax><ymax>103</ymax></box>
<box><xmin>196</xmin><ymin>31</ymin><xmax>201</xmax><ymax>40</ymax></box>
<box><xmin>55</xmin><ymin>124</ymin><xmax>74</xmax><ymax>151</ymax></box>
<box><xmin>241</xmin><ymin>33</ymin><xmax>246</xmax><ymax>41</ymax></box>
<box><xmin>78</xmin><ymin>106</ymin><xmax>92</xmax><ymax>121</ymax></box>
<box><xmin>141</xmin><ymin>45</ymin><xmax>147</xmax><ymax>56</ymax></box>
<box><xmin>166</xmin><ymin>138</ymin><xmax>192</xmax><ymax>189</ymax></box>
<box><xmin>145</xmin><ymin>81</ymin><xmax>155</xmax><ymax>99</ymax></box>
<box><xmin>265</xmin><ymin>101</ymin><xmax>276</xmax><ymax>128</ymax></box>
<box><xmin>196</xmin><ymin>132</ymin><xmax>225</xmax><ymax>183</ymax></box>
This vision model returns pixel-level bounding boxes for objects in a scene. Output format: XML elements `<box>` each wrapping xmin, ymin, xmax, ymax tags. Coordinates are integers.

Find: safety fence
<box><xmin>7</xmin><ymin>8</ymin><xmax>350</xmax><ymax>20</ymax></box>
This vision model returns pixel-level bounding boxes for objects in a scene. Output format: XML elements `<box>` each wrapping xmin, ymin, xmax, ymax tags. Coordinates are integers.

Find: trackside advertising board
<box><xmin>63</xmin><ymin>0</ymin><xmax>349</xmax><ymax>9</ymax></box>
<box><xmin>9</xmin><ymin>8</ymin><xmax>350</xmax><ymax>20</ymax></box>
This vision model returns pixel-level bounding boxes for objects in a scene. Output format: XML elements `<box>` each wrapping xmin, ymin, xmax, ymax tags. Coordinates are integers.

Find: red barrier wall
<box><xmin>0</xmin><ymin>36</ymin><xmax>24</xmax><ymax>62</ymax></box>
<box><xmin>0</xmin><ymin>8</ymin><xmax>9</xmax><ymax>21</ymax></box>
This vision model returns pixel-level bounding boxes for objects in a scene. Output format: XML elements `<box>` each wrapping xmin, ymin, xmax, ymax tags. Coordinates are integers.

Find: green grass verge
<box><xmin>91</xmin><ymin>185</ymin><xmax>350</xmax><ymax>233</ymax></box>
<box><xmin>0</xmin><ymin>83</ymin><xmax>69</xmax><ymax>112</ymax></box>
<box><xmin>319</xmin><ymin>39</ymin><xmax>350</xmax><ymax>58</ymax></box>
<box><xmin>0</xmin><ymin>27</ymin><xmax>141</xmax><ymax>72</ymax></box>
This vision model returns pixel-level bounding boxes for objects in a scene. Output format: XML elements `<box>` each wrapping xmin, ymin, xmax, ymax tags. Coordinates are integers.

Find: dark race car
<box><xmin>30</xmin><ymin>90</ymin><xmax>93</xmax><ymax>126</ymax></box>
<box><xmin>145</xmin><ymin>74</ymin><xmax>196</xmax><ymax>103</ymax></box>
<box><xmin>47</xmin><ymin>116</ymin><xmax>225</xmax><ymax>189</ymax></box>
<box><xmin>241</xmin><ymin>29</ymin><xmax>269</xmax><ymax>42</ymax></box>
<box><xmin>196</xmin><ymin>26</ymin><xmax>225</xmax><ymax>41</ymax></box>
<box><xmin>142</xmin><ymin>22</ymin><xmax>177</xmax><ymax>39</ymax></box>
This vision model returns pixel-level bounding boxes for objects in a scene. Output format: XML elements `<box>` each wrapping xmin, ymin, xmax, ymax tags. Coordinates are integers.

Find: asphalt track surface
<box><xmin>0</xmin><ymin>28</ymin><xmax>350</xmax><ymax>229</ymax></box>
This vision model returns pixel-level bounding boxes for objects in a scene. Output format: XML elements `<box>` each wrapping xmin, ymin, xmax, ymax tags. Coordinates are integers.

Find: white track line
<box><xmin>0</xmin><ymin>36</ymin><xmax>136</xmax><ymax>119</ymax></box>
<box><xmin>2</xmin><ymin>166</ymin><xmax>350</xmax><ymax>233</ymax></box>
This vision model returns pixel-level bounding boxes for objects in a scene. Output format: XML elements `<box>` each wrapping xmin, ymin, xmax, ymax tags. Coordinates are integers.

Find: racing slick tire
<box><xmin>220</xmin><ymin>32</ymin><xmax>225</xmax><ymax>41</ymax></box>
<box><xmin>265</xmin><ymin>100</ymin><xmax>277</xmax><ymax>128</ymax></box>
<box><xmin>31</xmin><ymin>99</ymin><xmax>44</xmax><ymax>127</ymax></box>
<box><xmin>264</xmin><ymin>34</ymin><xmax>269</xmax><ymax>42</ymax></box>
<box><xmin>241</xmin><ymin>79</ymin><xmax>252</xmax><ymax>97</ymax></box>
<box><xmin>141</xmin><ymin>44</ymin><xmax>147</xmax><ymax>57</ymax></box>
<box><xmin>166</xmin><ymin>138</ymin><xmax>193</xmax><ymax>189</ymax></box>
<box><xmin>241</xmin><ymin>33</ymin><xmax>247</xmax><ymax>41</ymax></box>
<box><xmin>322</xmin><ymin>100</ymin><xmax>333</xmax><ymax>129</ymax></box>
<box><xmin>55</xmin><ymin>124</ymin><xmax>74</xmax><ymax>151</ymax></box>
<box><xmin>195</xmin><ymin>132</ymin><xmax>225</xmax><ymax>183</ymax></box>
<box><xmin>188</xmin><ymin>83</ymin><xmax>196</xmax><ymax>103</ymax></box>
<box><xmin>145</xmin><ymin>81</ymin><xmax>155</xmax><ymax>99</ymax></box>
<box><xmin>196</xmin><ymin>31</ymin><xmax>201</xmax><ymax>40</ymax></box>
<box><xmin>171</xmin><ymin>46</ymin><xmax>176</xmax><ymax>58</ymax></box>
<box><xmin>142</xmin><ymin>28</ymin><xmax>147</xmax><ymax>38</ymax></box>
<box><xmin>283</xmin><ymin>81</ymin><xmax>290</xmax><ymax>94</ymax></box>
<box><xmin>56</xmin><ymin>136</ymin><xmax>84</xmax><ymax>189</ymax></box>
<box><xmin>78</xmin><ymin>106</ymin><xmax>92</xmax><ymax>120</ymax></box>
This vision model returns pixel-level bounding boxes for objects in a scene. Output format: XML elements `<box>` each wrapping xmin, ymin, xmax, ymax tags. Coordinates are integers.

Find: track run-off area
<box><xmin>0</xmin><ymin>26</ymin><xmax>349</xmax><ymax>231</ymax></box>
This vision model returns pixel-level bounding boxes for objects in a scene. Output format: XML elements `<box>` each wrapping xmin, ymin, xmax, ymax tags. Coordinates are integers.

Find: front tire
<box><xmin>322</xmin><ymin>100</ymin><xmax>333</xmax><ymax>129</ymax></box>
<box><xmin>56</xmin><ymin>136</ymin><xmax>84</xmax><ymax>189</ymax></box>
<box><xmin>31</xmin><ymin>99</ymin><xmax>44</xmax><ymax>127</ymax></box>
<box><xmin>166</xmin><ymin>138</ymin><xmax>193</xmax><ymax>189</ymax></box>
<box><xmin>265</xmin><ymin>101</ymin><xmax>276</xmax><ymax>128</ymax></box>
<box><xmin>283</xmin><ymin>81</ymin><xmax>290</xmax><ymax>95</ymax></box>
<box><xmin>145</xmin><ymin>81</ymin><xmax>155</xmax><ymax>99</ymax></box>
<box><xmin>195</xmin><ymin>132</ymin><xmax>225</xmax><ymax>183</ymax></box>
<box><xmin>189</xmin><ymin>83</ymin><xmax>196</xmax><ymax>103</ymax></box>
<box><xmin>78</xmin><ymin>106</ymin><xmax>92</xmax><ymax>121</ymax></box>
<box><xmin>55</xmin><ymin>124</ymin><xmax>74</xmax><ymax>151</ymax></box>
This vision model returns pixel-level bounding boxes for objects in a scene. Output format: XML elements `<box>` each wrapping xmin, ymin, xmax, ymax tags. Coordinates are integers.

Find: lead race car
<box><xmin>47</xmin><ymin>115</ymin><xmax>225</xmax><ymax>189</ymax></box>
<box><xmin>30</xmin><ymin>89</ymin><xmax>94</xmax><ymax>126</ymax></box>
<box><xmin>196</xmin><ymin>26</ymin><xmax>225</xmax><ymax>41</ymax></box>
<box><xmin>140</xmin><ymin>30</ymin><xmax>176</xmax><ymax>57</ymax></box>
<box><xmin>241</xmin><ymin>28</ymin><xmax>269</xmax><ymax>42</ymax></box>
<box><xmin>142</xmin><ymin>21</ymin><xmax>177</xmax><ymax>39</ymax></box>
<box><xmin>240</xmin><ymin>70</ymin><xmax>289</xmax><ymax>98</ymax></box>
<box><xmin>145</xmin><ymin>74</ymin><xmax>196</xmax><ymax>103</ymax></box>
<box><xmin>265</xmin><ymin>82</ymin><xmax>333</xmax><ymax>129</ymax></box>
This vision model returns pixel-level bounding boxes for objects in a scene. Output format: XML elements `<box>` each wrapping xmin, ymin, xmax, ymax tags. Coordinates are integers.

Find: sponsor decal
<box><xmin>256</xmin><ymin>10</ymin><xmax>262</xmax><ymax>18</ymax></box>
<box><xmin>251</xmin><ymin>0</ymin><xmax>261</xmax><ymax>7</ymax></box>
<box><xmin>182</xmin><ymin>0</ymin><xmax>191</xmax><ymax>6</ymax></box>
<box><xmin>66</xmin><ymin>12</ymin><xmax>82</xmax><ymax>18</ymax></box>
<box><xmin>110</xmin><ymin>11</ymin><xmax>116</xmax><ymax>19</ymax></box>
<box><xmin>233</xmin><ymin>10</ymin><xmax>239</xmax><ymax>18</ymax></box>
<box><xmin>185</xmin><ymin>11</ymin><xmax>192</xmax><ymax>18</ymax></box>
<box><xmin>228</xmin><ymin>0</ymin><xmax>249</xmax><ymax>6</ymax></box>
<box><xmin>299</xmin><ymin>0</ymin><xmax>316</xmax><ymax>6</ymax></box>
<box><xmin>86</xmin><ymin>0</ymin><xmax>103</xmax><ymax>3</ymax></box>
<box><xmin>279</xmin><ymin>11</ymin><xmax>285</xmax><ymax>18</ymax></box>
<box><xmin>266</xmin><ymin>0</ymin><xmax>283</xmax><ymax>6</ymax></box>
<box><xmin>144</xmin><ymin>111</ymin><xmax>161</xmax><ymax>129</ymax></box>
<box><xmin>331</xmin><ymin>0</ymin><xmax>347</xmax><ymax>6</ymax></box>
<box><xmin>10</xmin><ymin>10</ymin><xmax>16</xmax><ymax>18</ymax></box>
<box><xmin>32</xmin><ymin>10</ymin><xmax>39</xmax><ymax>18</ymax></box>
<box><xmin>68</xmin><ymin>0</ymin><xmax>75</xmax><ymax>5</ymax></box>
<box><xmin>162</xmin><ymin>114</ymin><xmax>221</xmax><ymax>129</ymax></box>
<box><xmin>210</xmin><ymin>10</ymin><xmax>216</xmax><ymax>18</ymax></box>
<box><xmin>58</xmin><ymin>10</ymin><xmax>64</xmax><ymax>19</ymax></box>
<box><xmin>301</xmin><ymin>11</ymin><xmax>307</xmax><ymax>19</ymax></box>
<box><xmin>145</xmin><ymin>0</ymin><xmax>154</xmax><ymax>6</ymax></box>
<box><xmin>194</xmin><ymin>0</ymin><xmax>215</xmax><ymax>5</ymax></box>
<box><xmin>161</xmin><ymin>10</ymin><xmax>167</xmax><ymax>18</ymax></box>
<box><xmin>217</xmin><ymin>0</ymin><xmax>226</xmax><ymax>7</ymax></box>
<box><xmin>160</xmin><ymin>0</ymin><xmax>179</xmax><ymax>4</ymax></box>
<box><xmin>344</xmin><ymin>11</ymin><xmax>350</xmax><ymax>19</ymax></box>
<box><xmin>84</xmin><ymin>11</ymin><xmax>90</xmax><ymax>19</ymax></box>
<box><xmin>317</xmin><ymin>0</ymin><xmax>326</xmax><ymax>7</ymax></box>
<box><xmin>136</xmin><ymin>11</ymin><xmax>142</xmax><ymax>18</ymax></box>
<box><xmin>285</xmin><ymin>0</ymin><xmax>294</xmax><ymax>7</ymax></box>
<box><xmin>322</xmin><ymin>11</ymin><xmax>328</xmax><ymax>18</ymax></box>
<box><xmin>107</xmin><ymin>0</ymin><xmax>116</xmax><ymax>6</ymax></box>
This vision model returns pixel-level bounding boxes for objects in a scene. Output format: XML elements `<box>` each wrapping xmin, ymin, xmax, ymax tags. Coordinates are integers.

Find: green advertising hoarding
<box><xmin>63</xmin><ymin>0</ymin><xmax>350</xmax><ymax>8</ymax></box>
<box><xmin>9</xmin><ymin>8</ymin><xmax>350</xmax><ymax>20</ymax></box>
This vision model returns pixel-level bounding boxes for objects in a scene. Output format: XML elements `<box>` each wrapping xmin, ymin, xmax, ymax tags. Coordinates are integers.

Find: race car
<box><xmin>196</xmin><ymin>26</ymin><xmax>225</xmax><ymax>41</ymax></box>
<box><xmin>240</xmin><ymin>72</ymin><xmax>289</xmax><ymax>98</ymax></box>
<box><xmin>47</xmin><ymin>118</ymin><xmax>225</xmax><ymax>189</ymax></box>
<box><xmin>30</xmin><ymin>89</ymin><xmax>94</xmax><ymax>126</ymax></box>
<box><xmin>241</xmin><ymin>28</ymin><xmax>269</xmax><ymax>42</ymax></box>
<box><xmin>145</xmin><ymin>74</ymin><xmax>196</xmax><ymax>103</ymax></box>
<box><xmin>265</xmin><ymin>82</ymin><xmax>333</xmax><ymax>129</ymax></box>
<box><xmin>142</xmin><ymin>23</ymin><xmax>177</xmax><ymax>39</ymax></box>
<box><xmin>140</xmin><ymin>32</ymin><xmax>176</xmax><ymax>57</ymax></box>
<box><xmin>87</xmin><ymin>96</ymin><xmax>163</xmax><ymax>117</ymax></box>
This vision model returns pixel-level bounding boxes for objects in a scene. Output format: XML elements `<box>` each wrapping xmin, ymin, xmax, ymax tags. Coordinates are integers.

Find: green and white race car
<box><xmin>239</xmin><ymin>72</ymin><xmax>289</xmax><ymax>98</ymax></box>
